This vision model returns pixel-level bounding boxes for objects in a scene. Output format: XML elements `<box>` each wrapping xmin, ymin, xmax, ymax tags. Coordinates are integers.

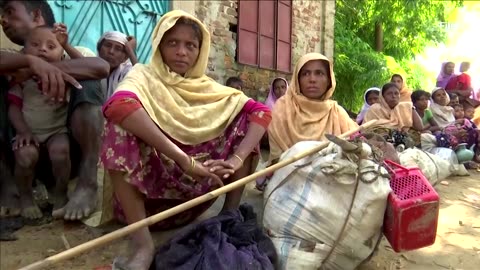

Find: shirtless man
<box><xmin>0</xmin><ymin>0</ymin><xmax>110</xmax><ymax>220</ymax></box>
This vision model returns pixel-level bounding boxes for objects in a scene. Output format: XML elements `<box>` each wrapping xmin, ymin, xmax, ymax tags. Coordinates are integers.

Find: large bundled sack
<box><xmin>398</xmin><ymin>148</ymin><xmax>450</xmax><ymax>186</ymax></box>
<box><xmin>398</xmin><ymin>148</ymin><xmax>469</xmax><ymax>187</ymax></box>
<box><xmin>263</xmin><ymin>138</ymin><xmax>391</xmax><ymax>270</ymax></box>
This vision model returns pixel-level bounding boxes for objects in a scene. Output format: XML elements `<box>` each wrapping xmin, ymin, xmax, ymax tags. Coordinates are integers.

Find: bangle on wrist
<box><xmin>233</xmin><ymin>154</ymin><xmax>244</xmax><ymax>164</ymax></box>
<box><xmin>185</xmin><ymin>156</ymin><xmax>196</xmax><ymax>173</ymax></box>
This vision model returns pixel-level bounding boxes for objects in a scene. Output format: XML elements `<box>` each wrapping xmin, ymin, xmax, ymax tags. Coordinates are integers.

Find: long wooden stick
<box><xmin>19</xmin><ymin>120</ymin><xmax>378</xmax><ymax>270</ymax></box>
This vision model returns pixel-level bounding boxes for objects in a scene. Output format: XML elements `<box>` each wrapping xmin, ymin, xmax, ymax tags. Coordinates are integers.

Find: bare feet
<box><xmin>0</xmin><ymin>191</ymin><xmax>21</xmax><ymax>217</ymax></box>
<box><xmin>21</xmin><ymin>205</ymin><xmax>43</xmax><ymax>219</ymax></box>
<box><xmin>51</xmin><ymin>192</ymin><xmax>68</xmax><ymax>213</ymax></box>
<box><xmin>113</xmin><ymin>246</ymin><xmax>155</xmax><ymax>270</ymax></box>
<box><xmin>20</xmin><ymin>197</ymin><xmax>43</xmax><ymax>219</ymax></box>
<box><xmin>52</xmin><ymin>184</ymin><xmax>97</xmax><ymax>220</ymax></box>
<box><xmin>0</xmin><ymin>167</ymin><xmax>21</xmax><ymax>217</ymax></box>
<box><xmin>113</xmin><ymin>226</ymin><xmax>155</xmax><ymax>270</ymax></box>
<box><xmin>0</xmin><ymin>206</ymin><xmax>21</xmax><ymax>218</ymax></box>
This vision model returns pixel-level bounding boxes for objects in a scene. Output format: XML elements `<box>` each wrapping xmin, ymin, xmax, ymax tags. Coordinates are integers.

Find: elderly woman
<box><xmin>268</xmin><ymin>53</ymin><xmax>358</xmax><ymax>162</ymax></box>
<box><xmin>100</xmin><ymin>11</ymin><xmax>271</xmax><ymax>269</ymax></box>
<box><xmin>436</xmin><ymin>62</ymin><xmax>456</xmax><ymax>89</ymax></box>
<box><xmin>97</xmin><ymin>31</ymin><xmax>138</xmax><ymax>98</ymax></box>
<box><xmin>363</xmin><ymin>83</ymin><xmax>423</xmax><ymax>149</ymax></box>
<box><xmin>390</xmin><ymin>74</ymin><xmax>412</xmax><ymax>103</ymax></box>
<box><xmin>430</xmin><ymin>87</ymin><xmax>479</xmax><ymax>161</ymax></box>
<box><xmin>430</xmin><ymin>87</ymin><xmax>457</xmax><ymax>128</ymax></box>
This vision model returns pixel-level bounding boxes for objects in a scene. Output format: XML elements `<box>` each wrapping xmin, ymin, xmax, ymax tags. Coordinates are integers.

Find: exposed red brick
<box><xmin>196</xmin><ymin>0</ymin><xmax>334</xmax><ymax>101</ymax></box>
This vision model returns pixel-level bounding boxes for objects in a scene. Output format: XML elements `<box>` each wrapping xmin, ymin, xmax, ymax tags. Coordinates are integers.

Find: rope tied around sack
<box><xmin>319</xmin><ymin>143</ymin><xmax>388</xmax><ymax>268</ymax></box>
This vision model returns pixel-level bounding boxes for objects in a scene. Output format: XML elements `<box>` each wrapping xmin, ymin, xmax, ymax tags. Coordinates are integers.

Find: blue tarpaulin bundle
<box><xmin>150</xmin><ymin>204</ymin><xmax>277</xmax><ymax>270</ymax></box>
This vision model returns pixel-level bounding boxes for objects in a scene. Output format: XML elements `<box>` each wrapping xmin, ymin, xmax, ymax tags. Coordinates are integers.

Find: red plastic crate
<box><xmin>382</xmin><ymin>160</ymin><xmax>440</xmax><ymax>252</ymax></box>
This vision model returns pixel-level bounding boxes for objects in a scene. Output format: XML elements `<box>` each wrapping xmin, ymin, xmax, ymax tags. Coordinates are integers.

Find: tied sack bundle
<box><xmin>263</xmin><ymin>137</ymin><xmax>391</xmax><ymax>270</ymax></box>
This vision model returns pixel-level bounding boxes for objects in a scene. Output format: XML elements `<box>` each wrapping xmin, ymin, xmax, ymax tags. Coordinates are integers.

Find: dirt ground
<box><xmin>1</xmin><ymin>170</ymin><xmax>479</xmax><ymax>270</ymax></box>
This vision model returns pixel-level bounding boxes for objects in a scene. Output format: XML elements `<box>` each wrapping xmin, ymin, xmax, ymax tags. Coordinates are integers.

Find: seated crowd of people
<box><xmin>0</xmin><ymin>1</ymin><xmax>479</xmax><ymax>269</ymax></box>
<box><xmin>354</xmin><ymin>69</ymin><xmax>480</xmax><ymax>169</ymax></box>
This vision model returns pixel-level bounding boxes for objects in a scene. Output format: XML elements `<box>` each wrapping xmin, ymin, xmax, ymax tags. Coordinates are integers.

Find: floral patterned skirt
<box><xmin>443</xmin><ymin>125</ymin><xmax>478</xmax><ymax>149</ymax></box>
<box><xmin>100</xmin><ymin>112</ymin><xmax>250</xmax><ymax>230</ymax></box>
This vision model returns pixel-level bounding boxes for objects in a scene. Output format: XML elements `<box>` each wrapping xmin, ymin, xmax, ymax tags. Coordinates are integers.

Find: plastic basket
<box><xmin>383</xmin><ymin>159</ymin><xmax>436</xmax><ymax>201</ymax></box>
<box><xmin>382</xmin><ymin>159</ymin><xmax>440</xmax><ymax>252</ymax></box>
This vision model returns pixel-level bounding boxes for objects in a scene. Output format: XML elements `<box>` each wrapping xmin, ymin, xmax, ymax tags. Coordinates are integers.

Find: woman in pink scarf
<box><xmin>257</xmin><ymin>77</ymin><xmax>288</xmax><ymax>191</ymax></box>
<box><xmin>264</xmin><ymin>77</ymin><xmax>288</xmax><ymax>110</ymax></box>
<box><xmin>436</xmin><ymin>62</ymin><xmax>456</xmax><ymax>89</ymax></box>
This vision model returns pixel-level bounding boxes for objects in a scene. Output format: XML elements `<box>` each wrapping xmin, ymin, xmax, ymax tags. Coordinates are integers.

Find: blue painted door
<box><xmin>48</xmin><ymin>0</ymin><xmax>170</xmax><ymax>63</ymax></box>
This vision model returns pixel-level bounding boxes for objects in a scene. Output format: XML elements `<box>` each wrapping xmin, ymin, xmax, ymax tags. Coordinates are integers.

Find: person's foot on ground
<box><xmin>20</xmin><ymin>201</ymin><xmax>43</xmax><ymax>219</ymax></box>
<box><xmin>0</xmin><ymin>206</ymin><xmax>21</xmax><ymax>218</ymax></box>
<box><xmin>51</xmin><ymin>192</ymin><xmax>68</xmax><ymax>214</ymax></box>
<box><xmin>17</xmin><ymin>184</ymin><xmax>42</xmax><ymax>219</ymax></box>
<box><xmin>0</xmin><ymin>174</ymin><xmax>21</xmax><ymax>218</ymax></box>
<box><xmin>52</xmin><ymin>184</ymin><xmax>96</xmax><ymax>220</ymax></box>
<box><xmin>112</xmin><ymin>242</ymin><xmax>154</xmax><ymax>270</ymax></box>
<box><xmin>0</xmin><ymin>190</ymin><xmax>21</xmax><ymax>218</ymax></box>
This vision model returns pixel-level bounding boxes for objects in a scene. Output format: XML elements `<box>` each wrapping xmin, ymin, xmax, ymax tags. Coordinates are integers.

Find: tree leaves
<box><xmin>333</xmin><ymin>0</ymin><xmax>461</xmax><ymax>112</ymax></box>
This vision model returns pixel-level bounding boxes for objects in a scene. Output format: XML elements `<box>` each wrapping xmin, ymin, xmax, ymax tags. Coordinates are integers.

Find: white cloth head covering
<box><xmin>97</xmin><ymin>31</ymin><xmax>133</xmax><ymax>98</ymax></box>
<box><xmin>430</xmin><ymin>87</ymin><xmax>455</xmax><ymax>128</ymax></box>
<box><xmin>356</xmin><ymin>87</ymin><xmax>380</xmax><ymax>124</ymax></box>
<box><xmin>97</xmin><ymin>31</ymin><xmax>128</xmax><ymax>48</ymax></box>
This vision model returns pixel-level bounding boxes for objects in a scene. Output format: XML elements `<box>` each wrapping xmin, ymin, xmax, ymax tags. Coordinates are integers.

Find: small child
<box><xmin>452</xmin><ymin>104</ymin><xmax>473</xmax><ymax>129</ymax></box>
<box><xmin>451</xmin><ymin>104</ymin><xmax>479</xmax><ymax>163</ymax></box>
<box><xmin>411</xmin><ymin>90</ymin><xmax>440</xmax><ymax>133</ymax></box>
<box><xmin>225</xmin><ymin>77</ymin><xmax>244</xmax><ymax>91</ymax></box>
<box><xmin>463</xmin><ymin>103</ymin><xmax>476</xmax><ymax>120</ymax></box>
<box><xmin>7</xmin><ymin>26</ymin><xmax>83</xmax><ymax>219</ymax></box>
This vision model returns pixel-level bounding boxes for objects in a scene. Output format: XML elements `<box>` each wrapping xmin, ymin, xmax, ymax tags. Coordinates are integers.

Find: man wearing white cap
<box><xmin>97</xmin><ymin>31</ymin><xmax>138</xmax><ymax>98</ymax></box>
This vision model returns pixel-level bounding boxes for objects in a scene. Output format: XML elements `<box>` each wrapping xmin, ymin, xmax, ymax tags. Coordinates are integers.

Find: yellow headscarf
<box><xmin>268</xmin><ymin>53</ymin><xmax>358</xmax><ymax>161</ymax></box>
<box><xmin>392</xmin><ymin>74</ymin><xmax>412</xmax><ymax>103</ymax></box>
<box><xmin>473</xmin><ymin>106</ymin><xmax>480</xmax><ymax>127</ymax></box>
<box><xmin>115</xmin><ymin>10</ymin><xmax>249</xmax><ymax>145</ymax></box>
<box><xmin>400</xmin><ymin>89</ymin><xmax>412</xmax><ymax>103</ymax></box>
<box><xmin>363</xmin><ymin>86</ymin><xmax>413</xmax><ymax>129</ymax></box>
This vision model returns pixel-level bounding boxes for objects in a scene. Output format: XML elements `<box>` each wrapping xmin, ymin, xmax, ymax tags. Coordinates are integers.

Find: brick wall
<box><xmin>196</xmin><ymin>0</ymin><xmax>335</xmax><ymax>101</ymax></box>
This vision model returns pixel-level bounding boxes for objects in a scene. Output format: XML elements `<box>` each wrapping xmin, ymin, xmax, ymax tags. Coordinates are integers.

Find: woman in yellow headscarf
<box><xmin>268</xmin><ymin>53</ymin><xmax>358</xmax><ymax>162</ymax></box>
<box><xmin>363</xmin><ymin>82</ymin><xmax>423</xmax><ymax>148</ymax></box>
<box><xmin>100</xmin><ymin>11</ymin><xmax>271</xmax><ymax>269</ymax></box>
<box><xmin>391</xmin><ymin>74</ymin><xmax>412</xmax><ymax>102</ymax></box>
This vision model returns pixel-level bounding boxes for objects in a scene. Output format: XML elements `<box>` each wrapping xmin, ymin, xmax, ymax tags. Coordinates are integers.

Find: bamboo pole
<box><xmin>19</xmin><ymin>120</ymin><xmax>378</xmax><ymax>270</ymax></box>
